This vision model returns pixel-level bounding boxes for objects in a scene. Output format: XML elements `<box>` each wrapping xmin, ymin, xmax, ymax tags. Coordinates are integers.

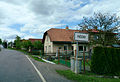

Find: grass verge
<box><xmin>56</xmin><ymin>70</ymin><xmax>120</xmax><ymax>82</ymax></box>
<box><xmin>29</xmin><ymin>55</ymin><xmax>45</xmax><ymax>62</ymax></box>
<box><xmin>51</xmin><ymin>60</ymin><xmax>59</xmax><ymax>64</ymax></box>
<box><xmin>8</xmin><ymin>48</ymin><xmax>45</xmax><ymax>62</ymax></box>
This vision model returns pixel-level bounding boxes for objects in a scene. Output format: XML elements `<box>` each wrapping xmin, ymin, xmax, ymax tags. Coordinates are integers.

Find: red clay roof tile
<box><xmin>46</xmin><ymin>28</ymin><xmax>88</xmax><ymax>42</ymax></box>
<box><xmin>29</xmin><ymin>38</ymin><xmax>42</xmax><ymax>43</ymax></box>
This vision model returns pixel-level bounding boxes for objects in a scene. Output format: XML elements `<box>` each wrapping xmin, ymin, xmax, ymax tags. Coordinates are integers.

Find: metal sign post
<box><xmin>75</xmin><ymin>41</ymin><xmax>79</xmax><ymax>73</ymax></box>
<box><xmin>74</xmin><ymin>32</ymin><xmax>89</xmax><ymax>74</ymax></box>
<box><xmin>83</xmin><ymin>47</ymin><xmax>85</xmax><ymax>73</ymax></box>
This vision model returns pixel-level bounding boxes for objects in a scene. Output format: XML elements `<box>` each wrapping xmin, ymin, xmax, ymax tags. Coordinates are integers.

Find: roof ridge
<box><xmin>48</xmin><ymin>28</ymin><xmax>80</xmax><ymax>31</ymax></box>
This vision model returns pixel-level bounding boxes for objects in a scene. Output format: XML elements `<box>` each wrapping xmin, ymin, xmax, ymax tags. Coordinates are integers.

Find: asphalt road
<box><xmin>0</xmin><ymin>49</ymin><xmax>42</xmax><ymax>82</ymax></box>
<box><xmin>31</xmin><ymin>58</ymin><xmax>73</xmax><ymax>82</ymax></box>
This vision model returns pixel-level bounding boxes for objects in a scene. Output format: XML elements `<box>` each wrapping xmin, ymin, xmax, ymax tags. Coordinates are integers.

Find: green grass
<box><xmin>52</xmin><ymin>60</ymin><xmax>59</xmax><ymax>64</ymax></box>
<box><xmin>56</xmin><ymin>70</ymin><xmax>120</xmax><ymax>82</ymax></box>
<box><xmin>8</xmin><ymin>48</ymin><xmax>27</xmax><ymax>54</ymax></box>
<box><xmin>8</xmin><ymin>48</ymin><xmax>45</xmax><ymax>62</ymax></box>
<box><xmin>82</xmin><ymin>59</ymin><xmax>91</xmax><ymax>67</ymax></box>
<box><xmin>29</xmin><ymin>55</ymin><xmax>45</xmax><ymax>62</ymax></box>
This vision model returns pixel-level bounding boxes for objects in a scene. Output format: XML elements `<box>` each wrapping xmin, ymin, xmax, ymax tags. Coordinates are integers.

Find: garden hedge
<box><xmin>91</xmin><ymin>46</ymin><xmax>120</xmax><ymax>75</ymax></box>
<box><xmin>31</xmin><ymin>50</ymin><xmax>44</xmax><ymax>55</ymax></box>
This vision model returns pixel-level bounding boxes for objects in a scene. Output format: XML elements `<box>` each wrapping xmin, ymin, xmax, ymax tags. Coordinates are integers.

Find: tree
<box><xmin>78</xmin><ymin>12</ymin><xmax>120</xmax><ymax>46</ymax></box>
<box><xmin>33</xmin><ymin>41</ymin><xmax>43</xmax><ymax>50</ymax></box>
<box><xmin>2</xmin><ymin>40</ymin><xmax>7</xmax><ymax>48</ymax></box>
<box><xmin>14</xmin><ymin>35</ymin><xmax>21</xmax><ymax>49</ymax></box>
<box><xmin>0</xmin><ymin>38</ymin><xmax>2</xmax><ymax>44</ymax></box>
<box><xmin>8</xmin><ymin>41</ymin><xmax>13</xmax><ymax>48</ymax></box>
<box><xmin>22</xmin><ymin>40</ymin><xmax>33</xmax><ymax>50</ymax></box>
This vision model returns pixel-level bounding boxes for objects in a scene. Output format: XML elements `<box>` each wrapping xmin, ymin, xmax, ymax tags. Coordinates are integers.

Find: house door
<box><xmin>72</xmin><ymin>46</ymin><xmax>74</xmax><ymax>50</ymax></box>
<box><xmin>72</xmin><ymin>46</ymin><xmax>74</xmax><ymax>55</ymax></box>
<box><xmin>64</xmin><ymin>45</ymin><xmax>68</xmax><ymax>51</ymax></box>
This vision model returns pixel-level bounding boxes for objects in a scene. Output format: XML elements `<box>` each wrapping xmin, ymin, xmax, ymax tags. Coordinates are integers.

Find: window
<box><xmin>59</xmin><ymin>47</ymin><xmax>61</xmax><ymax>49</ymax></box>
<box><xmin>45</xmin><ymin>46</ymin><xmax>47</xmax><ymax>52</ymax></box>
<box><xmin>94</xmin><ymin>35</ymin><xmax>98</xmax><ymax>40</ymax></box>
<box><xmin>47</xmin><ymin>36</ymin><xmax>48</xmax><ymax>41</ymax></box>
<box><xmin>49</xmin><ymin>45</ymin><xmax>51</xmax><ymax>53</ymax></box>
<box><xmin>84</xmin><ymin>46</ymin><xmax>86</xmax><ymax>51</ymax></box>
<box><xmin>72</xmin><ymin>46</ymin><xmax>74</xmax><ymax>50</ymax></box>
<box><xmin>64</xmin><ymin>46</ymin><xmax>67</xmax><ymax>50</ymax></box>
<box><xmin>79</xmin><ymin>46</ymin><xmax>83</xmax><ymax>51</ymax></box>
<box><xmin>79</xmin><ymin>46</ymin><xmax>87</xmax><ymax>51</ymax></box>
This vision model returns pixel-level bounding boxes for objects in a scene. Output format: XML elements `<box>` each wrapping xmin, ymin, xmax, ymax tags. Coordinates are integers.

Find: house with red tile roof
<box><xmin>42</xmin><ymin>26</ymin><xmax>91</xmax><ymax>55</ymax></box>
<box><xmin>43</xmin><ymin>26</ymin><xmax>117</xmax><ymax>55</ymax></box>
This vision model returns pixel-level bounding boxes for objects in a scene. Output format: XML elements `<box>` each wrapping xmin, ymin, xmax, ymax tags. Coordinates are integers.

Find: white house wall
<box><xmin>44</xmin><ymin>34</ymin><xmax>90</xmax><ymax>56</ymax></box>
<box><xmin>44</xmin><ymin>34</ymin><xmax>53</xmax><ymax>53</ymax></box>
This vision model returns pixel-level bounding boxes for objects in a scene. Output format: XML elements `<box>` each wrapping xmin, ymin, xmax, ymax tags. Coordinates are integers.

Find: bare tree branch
<box><xmin>78</xmin><ymin>12</ymin><xmax>120</xmax><ymax>46</ymax></box>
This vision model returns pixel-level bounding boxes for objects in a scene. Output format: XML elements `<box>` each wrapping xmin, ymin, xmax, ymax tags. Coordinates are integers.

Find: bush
<box><xmin>31</xmin><ymin>50</ymin><xmax>44</xmax><ymax>55</ymax></box>
<box><xmin>31</xmin><ymin>51</ymin><xmax>40</xmax><ymax>55</ymax></box>
<box><xmin>91</xmin><ymin>47</ymin><xmax>120</xmax><ymax>75</ymax></box>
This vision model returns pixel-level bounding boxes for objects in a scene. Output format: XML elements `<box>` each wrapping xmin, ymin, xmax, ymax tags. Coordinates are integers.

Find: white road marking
<box><xmin>25</xmin><ymin>55</ymin><xmax>46</xmax><ymax>82</ymax></box>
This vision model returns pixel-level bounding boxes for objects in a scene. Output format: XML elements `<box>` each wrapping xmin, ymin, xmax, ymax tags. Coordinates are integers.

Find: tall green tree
<box><xmin>8</xmin><ymin>41</ymin><xmax>13</xmax><ymax>48</ymax></box>
<box><xmin>0</xmin><ymin>38</ymin><xmax>2</xmax><ymax>44</ymax></box>
<box><xmin>2</xmin><ymin>40</ymin><xmax>7</xmax><ymax>48</ymax></box>
<box><xmin>22</xmin><ymin>40</ymin><xmax>33</xmax><ymax>50</ymax></box>
<box><xmin>33</xmin><ymin>41</ymin><xmax>43</xmax><ymax>50</ymax></box>
<box><xmin>78</xmin><ymin>12</ymin><xmax>120</xmax><ymax>46</ymax></box>
<box><xmin>14</xmin><ymin>35</ymin><xmax>21</xmax><ymax>49</ymax></box>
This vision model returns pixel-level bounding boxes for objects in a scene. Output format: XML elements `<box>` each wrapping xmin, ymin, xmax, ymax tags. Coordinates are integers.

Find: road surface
<box><xmin>0</xmin><ymin>49</ymin><xmax>72</xmax><ymax>82</ymax></box>
<box><xmin>0</xmin><ymin>49</ymin><xmax>42</xmax><ymax>82</ymax></box>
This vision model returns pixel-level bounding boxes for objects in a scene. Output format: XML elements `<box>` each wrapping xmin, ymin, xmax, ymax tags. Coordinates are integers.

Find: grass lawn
<box><xmin>82</xmin><ymin>59</ymin><xmax>91</xmax><ymax>66</ymax></box>
<box><xmin>8</xmin><ymin>48</ymin><xmax>28</xmax><ymax>54</ymax></box>
<box><xmin>29</xmin><ymin>55</ymin><xmax>45</xmax><ymax>62</ymax></box>
<box><xmin>52</xmin><ymin>60</ymin><xmax>59</xmax><ymax>64</ymax></box>
<box><xmin>56</xmin><ymin>70</ymin><xmax>120</xmax><ymax>82</ymax></box>
<box><xmin>8</xmin><ymin>48</ymin><xmax>45</xmax><ymax>62</ymax></box>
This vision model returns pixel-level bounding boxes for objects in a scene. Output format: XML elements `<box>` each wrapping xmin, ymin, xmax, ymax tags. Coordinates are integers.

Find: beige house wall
<box><xmin>53</xmin><ymin>44</ymin><xmax>73</xmax><ymax>53</ymax></box>
<box><xmin>44</xmin><ymin>34</ymin><xmax>53</xmax><ymax>53</ymax></box>
<box><xmin>44</xmin><ymin>35</ymin><xmax>90</xmax><ymax>54</ymax></box>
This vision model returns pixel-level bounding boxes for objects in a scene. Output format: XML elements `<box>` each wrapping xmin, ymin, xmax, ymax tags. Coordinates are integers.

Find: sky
<box><xmin>0</xmin><ymin>0</ymin><xmax>120</xmax><ymax>42</ymax></box>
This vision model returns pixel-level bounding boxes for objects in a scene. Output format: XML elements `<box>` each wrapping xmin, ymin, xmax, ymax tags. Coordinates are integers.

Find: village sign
<box><xmin>74</xmin><ymin>32</ymin><xmax>89</xmax><ymax>73</ymax></box>
<box><xmin>74</xmin><ymin>32</ymin><xmax>89</xmax><ymax>42</ymax></box>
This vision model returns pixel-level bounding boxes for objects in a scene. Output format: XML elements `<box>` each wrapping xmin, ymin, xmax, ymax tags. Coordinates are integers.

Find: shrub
<box><xmin>91</xmin><ymin>46</ymin><xmax>120</xmax><ymax>75</ymax></box>
<box><xmin>31</xmin><ymin>50</ymin><xmax>44</xmax><ymax>55</ymax></box>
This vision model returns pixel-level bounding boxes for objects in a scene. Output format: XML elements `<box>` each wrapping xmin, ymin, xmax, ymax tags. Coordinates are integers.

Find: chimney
<box><xmin>65</xmin><ymin>25</ymin><xmax>69</xmax><ymax>30</ymax></box>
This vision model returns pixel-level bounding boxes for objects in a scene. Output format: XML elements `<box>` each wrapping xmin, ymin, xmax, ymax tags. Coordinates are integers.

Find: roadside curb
<box><xmin>41</xmin><ymin>58</ymin><xmax>56</xmax><ymax>64</ymax></box>
<box><xmin>31</xmin><ymin>55</ymin><xmax>56</xmax><ymax>64</ymax></box>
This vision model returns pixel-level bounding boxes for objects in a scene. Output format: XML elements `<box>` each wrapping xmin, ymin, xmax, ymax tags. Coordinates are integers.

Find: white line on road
<box><xmin>25</xmin><ymin>55</ymin><xmax>46</xmax><ymax>82</ymax></box>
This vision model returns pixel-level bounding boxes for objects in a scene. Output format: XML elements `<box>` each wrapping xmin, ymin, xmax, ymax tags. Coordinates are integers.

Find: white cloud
<box><xmin>20</xmin><ymin>24</ymin><xmax>65</xmax><ymax>34</ymax></box>
<box><xmin>0</xmin><ymin>27</ymin><xmax>24</xmax><ymax>41</ymax></box>
<box><xmin>66</xmin><ymin>0</ymin><xmax>120</xmax><ymax>22</ymax></box>
<box><xmin>0</xmin><ymin>0</ymin><xmax>120</xmax><ymax>41</ymax></box>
